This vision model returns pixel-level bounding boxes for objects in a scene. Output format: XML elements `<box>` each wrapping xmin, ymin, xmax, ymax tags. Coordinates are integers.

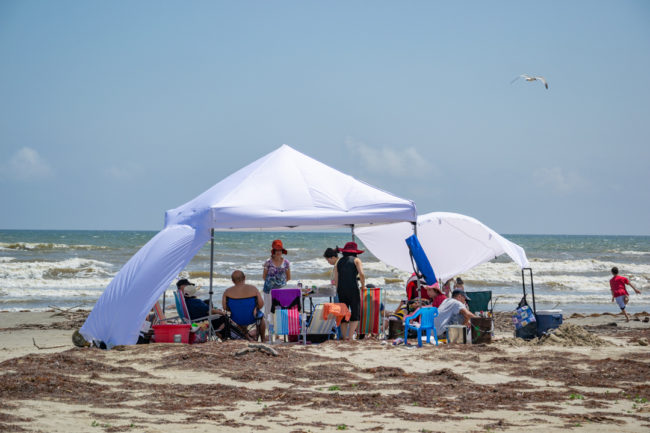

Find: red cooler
<box><xmin>152</xmin><ymin>324</ymin><xmax>191</xmax><ymax>343</ymax></box>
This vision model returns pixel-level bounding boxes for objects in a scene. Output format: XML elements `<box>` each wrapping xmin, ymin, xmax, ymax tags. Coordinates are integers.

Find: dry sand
<box><xmin>0</xmin><ymin>310</ymin><xmax>649</xmax><ymax>432</ymax></box>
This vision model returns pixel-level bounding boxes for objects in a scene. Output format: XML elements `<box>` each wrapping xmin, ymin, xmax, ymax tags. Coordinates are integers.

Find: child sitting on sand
<box><xmin>609</xmin><ymin>267</ymin><xmax>641</xmax><ymax>322</ymax></box>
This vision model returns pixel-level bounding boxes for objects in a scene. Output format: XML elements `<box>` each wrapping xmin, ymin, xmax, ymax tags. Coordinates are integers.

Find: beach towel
<box><xmin>405</xmin><ymin>234</ymin><xmax>437</xmax><ymax>286</ymax></box>
<box><xmin>274</xmin><ymin>306</ymin><xmax>300</xmax><ymax>335</ymax></box>
<box><xmin>322</xmin><ymin>303</ymin><xmax>351</xmax><ymax>325</ymax></box>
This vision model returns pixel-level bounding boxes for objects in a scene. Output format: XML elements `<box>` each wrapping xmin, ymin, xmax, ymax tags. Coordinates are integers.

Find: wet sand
<box><xmin>0</xmin><ymin>310</ymin><xmax>649</xmax><ymax>432</ymax></box>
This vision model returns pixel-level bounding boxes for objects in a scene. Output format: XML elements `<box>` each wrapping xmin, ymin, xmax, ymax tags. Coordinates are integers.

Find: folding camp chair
<box><xmin>173</xmin><ymin>289</ymin><xmax>228</xmax><ymax>341</ymax></box>
<box><xmin>359</xmin><ymin>287</ymin><xmax>384</xmax><ymax>338</ymax></box>
<box><xmin>151</xmin><ymin>300</ymin><xmax>180</xmax><ymax>324</ymax></box>
<box><xmin>305</xmin><ymin>304</ymin><xmax>338</xmax><ymax>342</ymax></box>
<box><xmin>466</xmin><ymin>290</ymin><xmax>495</xmax><ymax>341</ymax></box>
<box><xmin>269</xmin><ymin>288</ymin><xmax>301</xmax><ymax>343</ymax></box>
<box><xmin>466</xmin><ymin>291</ymin><xmax>493</xmax><ymax>314</ymax></box>
<box><xmin>173</xmin><ymin>289</ymin><xmax>222</xmax><ymax>325</ymax></box>
<box><xmin>404</xmin><ymin>306</ymin><xmax>439</xmax><ymax>347</ymax></box>
<box><xmin>225</xmin><ymin>296</ymin><xmax>264</xmax><ymax>342</ymax></box>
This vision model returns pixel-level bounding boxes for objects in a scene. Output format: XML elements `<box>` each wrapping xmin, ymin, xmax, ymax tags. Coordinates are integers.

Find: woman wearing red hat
<box><xmin>262</xmin><ymin>239</ymin><xmax>291</xmax><ymax>319</ymax></box>
<box><xmin>333</xmin><ymin>241</ymin><xmax>366</xmax><ymax>340</ymax></box>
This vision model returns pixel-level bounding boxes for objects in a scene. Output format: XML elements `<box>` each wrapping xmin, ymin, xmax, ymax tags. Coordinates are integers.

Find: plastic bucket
<box><xmin>447</xmin><ymin>325</ymin><xmax>468</xmax><ymax>344</ymax></box>
<box><xmin>152</xmin><ymin>324</ymin><xmax>191</xmax><ymax>343</ymax></box>
<box><xmin>535</xmin><ymin>310</ymin><xmax>563</xmax><ymax>336</ymax></box>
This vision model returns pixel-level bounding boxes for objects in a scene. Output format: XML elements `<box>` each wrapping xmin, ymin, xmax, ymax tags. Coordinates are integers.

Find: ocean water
<box><xmin>1</xmin><ymin>230</ymin><xmax>649</xmax><ymax>314</ymax></box>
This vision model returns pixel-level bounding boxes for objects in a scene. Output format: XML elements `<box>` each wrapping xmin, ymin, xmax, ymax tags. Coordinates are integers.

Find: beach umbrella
<box><xmin>356</xmin><ymin>211</ymin><xmax>530</xmax><ymax>284</ymax></box>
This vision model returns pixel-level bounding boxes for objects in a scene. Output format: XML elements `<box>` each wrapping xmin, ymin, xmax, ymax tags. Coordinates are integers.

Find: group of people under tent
<box><xmin>149</xmin><ymin>238</ymin><xmax>478</xmax><ymax>344</ymax></box>
<box><xmin>147</xmin><ymin>238</ymin><xmax>646</xmax><ymax>345</ymax></box>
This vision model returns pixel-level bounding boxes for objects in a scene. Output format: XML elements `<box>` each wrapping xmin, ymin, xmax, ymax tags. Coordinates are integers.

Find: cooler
<box><xmin>535</xmin><ymin>310</ymin><xmax>563</xmax><ymax>336</ymax></box>
<box><xmin>152</xmin><ymin>324</ymin><xmax>191</xmax><ymax>343</ymax></box>
<box><xmin>470</xmin><ymin>317</ymin><xmax>493</xmax><ymax>344</ymax></box>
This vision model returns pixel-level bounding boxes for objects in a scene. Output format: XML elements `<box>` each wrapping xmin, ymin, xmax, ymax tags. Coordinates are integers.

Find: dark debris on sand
<box><xmin>0</xmin><ymin>332</ymin><xmax>649</xmax><ymax>431</ymax></box>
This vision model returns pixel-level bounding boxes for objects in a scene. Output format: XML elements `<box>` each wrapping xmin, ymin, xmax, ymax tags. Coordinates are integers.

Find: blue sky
<box><xmin>1</xmin><ymin>1</ymin><xmax>649</xmax><ymax>234</ymax></box>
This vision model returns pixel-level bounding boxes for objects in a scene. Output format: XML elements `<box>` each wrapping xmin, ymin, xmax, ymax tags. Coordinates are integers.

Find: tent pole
<box><xmin>208</xmin><ymin>228</ymin><xmax>216</xmax><ymax>340</ymax></box>
<box><xmin>351</xmin><ymin>224</ymin><xmax>355</xmax><ymax>242</ymax></box>
<box><xmin>413</xmin><ymin>222</ymin><xmax>422</xmax><ymax>301</ymax></box>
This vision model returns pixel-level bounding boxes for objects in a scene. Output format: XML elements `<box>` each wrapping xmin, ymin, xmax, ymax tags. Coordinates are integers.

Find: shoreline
<box><xmin>0</xmin><ymin>310</ymin><xmax>649</xmax><ymax>432</ymax></box>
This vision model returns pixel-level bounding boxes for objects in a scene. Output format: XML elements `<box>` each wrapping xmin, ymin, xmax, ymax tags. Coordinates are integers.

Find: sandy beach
<box><xmin>0</xmin><ymin>310</ymin><xmax>648</xmax><ymax>432</ymax></box>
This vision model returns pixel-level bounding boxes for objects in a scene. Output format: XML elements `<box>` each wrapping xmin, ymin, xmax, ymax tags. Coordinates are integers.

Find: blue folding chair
<box><xmin>225</xmin><ymin>296</ymin><xmax>264</xmax><ymax>341</ymax></box>
<box><xmin>404</xmin><ymin>306</ymin><xmax>439</xmax><ymax>347</ymax></box>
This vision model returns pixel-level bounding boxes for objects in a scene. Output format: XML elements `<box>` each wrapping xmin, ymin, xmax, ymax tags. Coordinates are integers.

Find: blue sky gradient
<box><xmin>1</xmin><ymin>1</ymin><xmax>649</xmax><ymax>234</ymax></box>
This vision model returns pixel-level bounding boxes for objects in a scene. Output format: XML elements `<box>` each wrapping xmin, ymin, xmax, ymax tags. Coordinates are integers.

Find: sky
<box><xmin>1</xmin><ymin>1</ymin><xmax>649</xmax><ymax>235</ymax></box>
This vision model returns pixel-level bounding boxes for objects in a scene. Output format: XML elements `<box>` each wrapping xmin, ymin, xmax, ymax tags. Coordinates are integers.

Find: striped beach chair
<box><xmin>359</xmin><ymin>287</ymin><xmax>383</xmax><ymax>338</ymax></box>
<box><xmin>306</xmin><ymin>304</ymin><xmax>338</xmax><ymax>340</ymax></box>
<box><xmin>274</xmin><ymin>307</ymin><xmax>301</xmax><ymax>336</ymax></box>
<box><xmin>270</xmin><ymin>288</ymin><xmax>302</xmax><ymax>342</ymax></box>
<box><xmin>152</xmin><ymin>300</ymin><xmax>180</xmax><ymax>324</ymax></box>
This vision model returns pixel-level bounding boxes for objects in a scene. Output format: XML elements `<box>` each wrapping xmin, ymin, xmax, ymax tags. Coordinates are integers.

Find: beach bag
<box><xmin>189</xmin><ymin>323</ymin><xmax>209</xmax><ymax>344</ymax></box>
<box><xmin>513</xmin><ymin>297</ymin><xmax>538</xmax><ymax>340</ymax></box>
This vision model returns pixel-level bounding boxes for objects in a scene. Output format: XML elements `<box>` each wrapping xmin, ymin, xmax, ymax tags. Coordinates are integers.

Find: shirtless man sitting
<box><xmin>222</xmin><ymin>270</ymin><xmax>266</xmax><ymax>341</ymax></box>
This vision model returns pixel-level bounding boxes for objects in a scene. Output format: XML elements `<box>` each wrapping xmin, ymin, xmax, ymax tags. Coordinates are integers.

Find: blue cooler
<box><xmin>535</xmin><ymin>310</ymin><xmax>563</xmax><ymax>336</ymax></box>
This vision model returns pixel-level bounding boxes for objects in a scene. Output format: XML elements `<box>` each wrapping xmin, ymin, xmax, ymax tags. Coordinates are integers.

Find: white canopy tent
<box><xmin>355</xmin><ymin>212</ymin><xmax>529</xmax><ymax>284</ymax></box>
<box><xmin>80</xmin><ymin>145</ymin><xmax>417</xmax><ymax>347</ymax></box>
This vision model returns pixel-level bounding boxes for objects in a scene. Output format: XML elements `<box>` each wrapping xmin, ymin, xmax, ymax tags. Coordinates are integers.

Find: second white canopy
<box><xmin>355</xmin><ymin>212</ymin><xmax>530</xmax><ymax>283</ymax></box>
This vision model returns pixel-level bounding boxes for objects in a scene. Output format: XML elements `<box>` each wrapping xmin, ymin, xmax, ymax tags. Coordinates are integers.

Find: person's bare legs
<box><xmin>623</xmin><ymin>296</ymin><xmax>630</xmax><ymax>322</ymax></box>
<box><xmin>348</xmin><ymin>321</ymin><xmax>359</xmax><ymax>340</ymax></box>
<box><xmin>259</xmin><ymin>320</ymin><xmax>267</xmax><ymax>341</ymax></box>
<box><xmin>340</xmin><ymin>322</ymin><xmax>349</xmax><ymax>340</ymax></box>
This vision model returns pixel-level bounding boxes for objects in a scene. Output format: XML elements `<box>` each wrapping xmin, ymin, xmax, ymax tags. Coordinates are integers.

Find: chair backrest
<box><xmin>270</xmin><ymin>288</ymin><xmax>301</xmax><ymax>336</ymax></box>
<box><xmin>152</xmin><ymin>301</ymin><xmax>166</xmax><ymax>325</ymax></box>
<box><xmin>419</xmin><ymin>306</ymin><xmax>439</xmax><ymax>328</ymax></box>
<box><xmin>270</xmin><ymin>288</ymin><xmax>301</xmax><ymax>313</ymax></box>
<box><xmin>274</xmin><ymin>306</ymin><xmax>301</xmax><ymax>336</ymax></box>
<box><xmin>359</xmin><ymin>287</ymin><xmax>382</xmax><ymax>335</ymax></box>
<box><xmin>173</xmin><ymin>290</ymin><xmax>191</xmax><ymax>323</ymax></box>
<box><xmin>466</xmin><ymin>291</ymin><xmax>492</xmax><ymax>313</ymax></box>
<box><xmin>307</xmin><ymin>304</ymin><xmax>337</xmax><ymax>335</ymax></box>
<box><xmin>226</xmin><ymin>296</ymin><xmax>258</xmax><ymax>327</ymax></box>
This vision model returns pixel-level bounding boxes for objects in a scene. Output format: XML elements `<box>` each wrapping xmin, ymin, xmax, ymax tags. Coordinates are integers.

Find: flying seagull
<box><xmin>511</xmin><ymin>74</ymin><xmax>549</xmax><ymax>89</ymax></box>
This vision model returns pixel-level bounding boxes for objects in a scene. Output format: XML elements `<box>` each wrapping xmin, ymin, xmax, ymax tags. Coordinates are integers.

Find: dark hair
<box><xmin>176</xmin><ymin>278</ymin><xmax>192</xmax><ymax>288</ymax></box>
<box><xmin>611</xmin><ymin>266</ymin><xmax>619</xmax><ymax>275</ymax></box>
<box><xmin>342</xmin><ymin>252</ymin><xmax>357</xmax><ymax>257</ymax></box>
<box><xmin>452</xmin><ymin>289</ymin><xmax>469</xmax><ymax>300</ymax></box>
<box><xmin>456</xmin><ymin>277</ymin><xmax>464</xmax><ymax>285</ymax></box>
<box><xmin>323</xmin><ymin>248</ymin><xmax>338</xmax><ymax>259</ymax></box>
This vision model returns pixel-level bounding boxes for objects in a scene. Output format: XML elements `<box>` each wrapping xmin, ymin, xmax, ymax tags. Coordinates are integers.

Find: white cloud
<box><xmin>3</xmin><ymin>147</ymin><xmax>54</xmax><ymax>181</ymax></box>
<box><xmin>345</xmin><ymin>137</ymin><xmax>434</xmax><ymax>178</ymax></box>
<box><xmin>533</xmin><ymin>166</ymin><xmax>588</xmax><ymax>193</ymax></box>
<box><xmin>105</xmin><ymin>162</ymin><xmax>142</xmax><ymax>181</ymax></box>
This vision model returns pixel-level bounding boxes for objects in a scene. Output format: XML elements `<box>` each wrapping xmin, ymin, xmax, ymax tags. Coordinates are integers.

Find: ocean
<box><xmin>1</xmin><ymin>230</ymin><xmax>649</xmax><ymax>314</ymax></box>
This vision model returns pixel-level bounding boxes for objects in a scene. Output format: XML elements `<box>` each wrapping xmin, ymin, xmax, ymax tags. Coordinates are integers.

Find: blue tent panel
<box><xmin>405</xmin><ymin>234</ymin><xmax>437</xmax><ymax>285</ymax></box>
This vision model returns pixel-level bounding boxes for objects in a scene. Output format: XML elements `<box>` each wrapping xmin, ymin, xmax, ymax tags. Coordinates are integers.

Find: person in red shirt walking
<box><xmin>609</xmin><ymin>266</ymin><xmax>641</xmax><ymax>322</ymax></box>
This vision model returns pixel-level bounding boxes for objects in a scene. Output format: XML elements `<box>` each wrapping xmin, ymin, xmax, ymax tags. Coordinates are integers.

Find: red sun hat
<box><xmin>338</xmin><ymin>241</ymin><xmax>364</xmax><ymax>254</ymax></box>
<box><xmin>271</xmin><ymin>239</ymin><xmax>288</xmax><ymax>254</ymax></box>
